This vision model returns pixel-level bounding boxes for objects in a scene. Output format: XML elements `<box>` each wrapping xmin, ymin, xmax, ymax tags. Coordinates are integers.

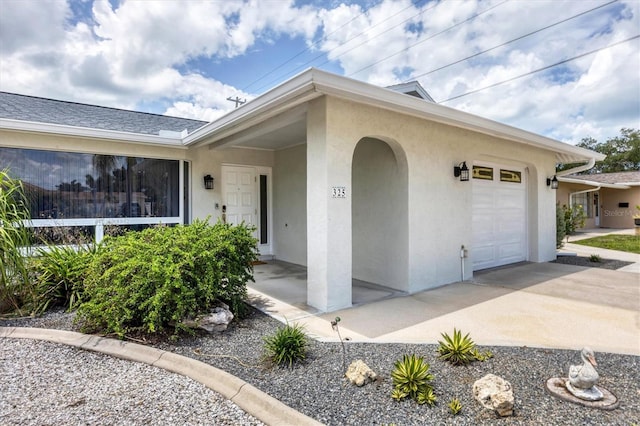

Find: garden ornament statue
<box><xmin>565</xmin><ymin>347</ymin><xmax>603</xmax><ymax>401</ymax></box>
<box><xmin>545</xmin><ymin>346</ymin><xmax>618</xmax><ymax>409</ymax></box>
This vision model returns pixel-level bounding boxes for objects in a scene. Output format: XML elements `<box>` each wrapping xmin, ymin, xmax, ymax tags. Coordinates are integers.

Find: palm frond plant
<box><xmin>0</xmin><ymin>169</ymin><xmax>33</xmax><ymax>315</ymax></box>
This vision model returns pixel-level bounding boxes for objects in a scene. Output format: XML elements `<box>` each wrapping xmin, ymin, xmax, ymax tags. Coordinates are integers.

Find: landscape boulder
<box><xmin>345</xmin><ymin>360</ymin><xmax>377</xmax><ymax>387</ymax></box>
<box><xmin>180</xmin><ymin>302</ymin><xmax>234</xmax><ymax>333</ymax></box>
<box><xmin>473</xmin><ymin>373</ymin><xmax>514</xmax><ymax>416</ymax></box>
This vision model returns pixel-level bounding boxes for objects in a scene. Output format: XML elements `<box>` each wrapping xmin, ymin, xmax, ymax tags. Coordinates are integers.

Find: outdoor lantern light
<box><xmin>204</xmin><ymin>174</ymin><xmax>214</xmax><ymax>190</ymax></box>
<box><xmin>546</xmin><ymin>175</ymin><xmax>558</xmax><ymax>189</ymax></box>
<box><xmin>454</xmin><ymin>161</ymin><xmax>470</xmax><ymax>181</ymax></box>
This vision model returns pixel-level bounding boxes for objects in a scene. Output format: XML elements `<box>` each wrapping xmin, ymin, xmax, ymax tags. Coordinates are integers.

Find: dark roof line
<box><xmin>0</xmin><ymin>91</ymin><xmax>208</xmax><ymax>136</ymax></box>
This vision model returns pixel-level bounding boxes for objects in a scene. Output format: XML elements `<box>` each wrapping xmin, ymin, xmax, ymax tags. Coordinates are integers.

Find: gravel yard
<box><xmin>2</xmin><ymin>308</ymin><xmax>639</xmax><ymax>425</ymax></box>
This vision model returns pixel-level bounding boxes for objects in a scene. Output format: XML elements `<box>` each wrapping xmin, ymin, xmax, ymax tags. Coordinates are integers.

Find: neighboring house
<box><xmin>557</xmin><ymin>171</ymin><xmax>640</xmax><ymax>229</ymax></box>
<box><xmin>0</xmin><ymin>68</ymin><xmax>604</xmax><ymax>312</ymax></box>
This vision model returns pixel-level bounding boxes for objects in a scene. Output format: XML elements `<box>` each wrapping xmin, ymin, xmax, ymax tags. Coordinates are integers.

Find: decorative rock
<box><xmin>180</xmin><ymin>303</ymin><xmax>234</xmax><ymax>333</ymax></box>
<box><xmin>345</xmin><ymin>360</ymin><xmax>377</xmax><ymax>387</ymax></box>
<box><xmin>473</xmin><ymin>374</ymin><xmax>514</xmax><ymax>417</ymax></box>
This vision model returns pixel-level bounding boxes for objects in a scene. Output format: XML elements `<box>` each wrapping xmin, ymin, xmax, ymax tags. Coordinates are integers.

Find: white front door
<box><xmin>222</xmin><ymin>165</ymin><xmax>257</xmax><ymax>230</ymax></box>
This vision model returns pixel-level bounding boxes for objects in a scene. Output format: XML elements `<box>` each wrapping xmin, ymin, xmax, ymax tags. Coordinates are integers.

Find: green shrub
<box><xmin>556</xmin><ymin>203</ymin><xmax>566</xmax><ymax>248</ymax></box>
<box><xmin>76</xmin><ymin>220</ymin><xmax>258</xmax><ymax>337</ymax></box>
<box><xmin>437</xmin><ymin>328</ymin><xmax>491</xmax><ymax>365</ymax></box>
<box><xmin>390</xmin><ymin>354</ymin><xmax>435</xmax><ymax>405</ymax></box>
<box><xmin>561</xmin><ymin>203</ymin><xmax>586</xmax><ymax>241</ymax></box>
<box><xmin>0</xmin><ymin>169</ymin><xmax>33</xmax><ymax>315</ymax></box>
<box><xmin>263</xmin><ymin>322</ymin><xmax>308</xmax><ymax>368</ymax></box>
<box><xmin>31</xmin><ymin>244</ymin><xmax>96</xmax><ymax>314</ymax></box>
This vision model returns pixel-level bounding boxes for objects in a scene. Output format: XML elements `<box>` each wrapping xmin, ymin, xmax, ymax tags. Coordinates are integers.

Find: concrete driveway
<box><xmin>248</xmin><ymin>261</ymin><xmax>640</xmax><ymax>355</ymax></box>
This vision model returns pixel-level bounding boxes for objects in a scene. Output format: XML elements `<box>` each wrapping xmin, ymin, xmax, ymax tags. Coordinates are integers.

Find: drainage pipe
<box><xmin>556</xmin><ymin>158</ymin><xmax>596</xmax><ymax>177</ymax></box>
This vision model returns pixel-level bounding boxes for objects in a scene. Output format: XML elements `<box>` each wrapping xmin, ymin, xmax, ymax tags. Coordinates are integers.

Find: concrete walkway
<box><xmin>248</xmin><ymin>258</ymin><xmax>640</xmax><ymax>356</ymax></box>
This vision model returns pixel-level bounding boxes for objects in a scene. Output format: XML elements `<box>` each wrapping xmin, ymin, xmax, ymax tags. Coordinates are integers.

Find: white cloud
<box><xmin>0</xmin><ymin>0</ymin><xmax>637</xmax><ymax>144</ymax></box>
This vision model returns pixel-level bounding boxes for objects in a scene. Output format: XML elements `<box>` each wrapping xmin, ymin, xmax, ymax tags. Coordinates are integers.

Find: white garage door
<box><xmin>472</xmin><ymin>164</ymin><xmax>527</xmax><ymax>270</ymax></box>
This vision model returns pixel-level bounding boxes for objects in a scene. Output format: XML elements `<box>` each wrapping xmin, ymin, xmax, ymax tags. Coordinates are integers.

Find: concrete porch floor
<box><xmin>248</xmin><ymin>259</ymin><xmax>640</xmax><ymax>356</ymax></box>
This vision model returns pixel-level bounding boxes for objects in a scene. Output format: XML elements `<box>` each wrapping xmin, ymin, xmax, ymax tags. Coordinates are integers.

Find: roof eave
<box><xmin>0</xmin><ymin>117</ymin><xmax>187</xmax><ymax>148</ymax></box>
<box><xmin>187</xmin><ymin>67</ymin><xmax>606</xmax><ymax>163</ymax></box>
<box><xmin>557</xmin><ymin>176</ymin><xmax>631</xmax><ymax>189</ymax></box>
<box><xmin>183</xmin><ymin>69</ymin><xmax>322</xmax><ymax>147</ymax></box>
<box><xmin>309</xmin><ymin>69</ymin><xmax>605</xmax><ymax>164</ymax></box>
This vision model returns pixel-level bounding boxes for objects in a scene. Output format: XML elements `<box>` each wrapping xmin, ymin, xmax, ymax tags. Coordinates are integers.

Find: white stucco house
<box><xmin>0</xmin><ymin>68</ymin><xmax>604</xmax><ymax>312</ymax></box>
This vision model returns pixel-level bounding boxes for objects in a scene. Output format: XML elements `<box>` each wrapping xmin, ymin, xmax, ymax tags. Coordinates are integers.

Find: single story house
<box><xmin>0</xmin><ymin>68</ymin><xmax>605</xmax><ymax>312</ymax></box>
<box><xmin>557</xmin><ymin>171</ymin><xmax>640</xmax><ymax>229</ymax></box>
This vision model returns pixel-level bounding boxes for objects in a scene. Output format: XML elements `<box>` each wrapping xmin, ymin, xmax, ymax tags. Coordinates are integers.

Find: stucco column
<box><xmin>306</xmin><ymin>98</ymin><xmax>352</xmax><ymax>312</ymax></box>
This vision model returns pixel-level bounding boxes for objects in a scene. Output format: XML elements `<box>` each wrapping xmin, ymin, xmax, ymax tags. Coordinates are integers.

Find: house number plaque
<box><xmin>331</xmin><ymin>186</ymin><xmax>347</xmax><ymax>198</ymax></box>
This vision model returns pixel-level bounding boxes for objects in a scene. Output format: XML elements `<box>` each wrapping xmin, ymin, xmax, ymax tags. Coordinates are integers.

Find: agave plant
<box><xmin>416</xmin><ymin>387</ymin><xmax>437</xmax><ymax>406</ymax></box>
<box><xmin>391</xmin><ymin>354</ymin><xmax>434</xmax><ymax>401</ymax></box>
<box><xmin>437</xmin><ymin>328</ymin><xmax>477</xmax><ymax>365</ymax></box>
<box><xmin>448</xmin><ymin>397</ymin><xmax>462</xmax><ymax>415</ymax></box>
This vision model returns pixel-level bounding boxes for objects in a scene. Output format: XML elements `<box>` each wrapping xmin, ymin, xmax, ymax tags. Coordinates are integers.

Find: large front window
<box><xmin>0</xmin><ymin>147</ymin><xmax>184</xmax><ymax>241</ymax></box>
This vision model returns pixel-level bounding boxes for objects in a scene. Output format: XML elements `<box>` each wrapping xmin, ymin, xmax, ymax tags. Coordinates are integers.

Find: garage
<box><xmin>472</xmin><ymin>163</ymin><xmax>527</xmax><ymax>270</ymax></box>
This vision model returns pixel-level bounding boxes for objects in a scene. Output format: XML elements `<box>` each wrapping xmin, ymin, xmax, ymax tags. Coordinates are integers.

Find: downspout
<box><xmin>568</xmin><ymin>186</ymin><xmax>601</xmax><ymax>231</ymax></box>
<box><xmin>556</xmin><ymin>158</ymin><xmax>596</xmax><ymax>177</ymax></box>
<box><xmin>568</xmin><ymin>186</ymin><xmax>601</xmax><ymax>209</ymax></box>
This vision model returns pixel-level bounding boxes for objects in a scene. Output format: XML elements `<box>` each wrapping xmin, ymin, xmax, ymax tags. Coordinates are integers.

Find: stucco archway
<box><xmin>352</xmin><ymin>137</ymin><xmax>409</xmax><ymax>292</ymax></box>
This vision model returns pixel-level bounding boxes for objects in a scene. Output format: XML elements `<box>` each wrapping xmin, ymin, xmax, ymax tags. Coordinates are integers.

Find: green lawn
<box><xmin>573</xmin><ymin>234</ymin><xmax>640</xmax><ymax>255</ymax></box>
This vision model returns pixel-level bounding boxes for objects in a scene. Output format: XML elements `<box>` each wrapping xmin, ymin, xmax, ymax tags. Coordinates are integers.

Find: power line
<box><xmin>438</xmin><ymin>35</ymin><xmax>640</xmax><ymax>103</ymax></box>
<box><xmin>240</xmin><ymin>0</ymin><xmax>384</xmax><ymax>92</ymax></box>
<box><xmin>406</xmin><ymin>0</ymin><xmax>618</xmax><ymax>82</ymax></box>
<box><xmin>314</xmin><ymin>0</ymin><xmax>449</xmax><ymax>75</ymax></box>
<box><xmin>250</xmin><ymin>0</ymin><xmax>435</xmax><ymax>94</ymax></box>
<box><xmin>347</xmin><ymin>0</ymin><xmax>510</xmax><ymax>78</ymax></box>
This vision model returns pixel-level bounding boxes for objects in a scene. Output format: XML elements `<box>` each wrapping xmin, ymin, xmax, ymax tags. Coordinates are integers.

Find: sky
<box><xmin>0</xmin><ymin>0</ymin><xmax>638</xmax><ymax>145</ymax></box>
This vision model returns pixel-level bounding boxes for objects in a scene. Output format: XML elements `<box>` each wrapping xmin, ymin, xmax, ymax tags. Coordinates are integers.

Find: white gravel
<box><xmin>2</xmin><ymin>308</ymin><xmax>639</xmax><ymax>425</ymax></box>
<box><xmin>0</xmin><ymin>338</ymin><xmax>263</xmax><ymax>426</ymax></box>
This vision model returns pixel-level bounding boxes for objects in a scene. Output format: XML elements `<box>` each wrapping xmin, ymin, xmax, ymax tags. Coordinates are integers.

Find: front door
<box><xmin>222</xmin><ymin>165</ymin><xmax>257</xmax><ymax>231</ymax></box>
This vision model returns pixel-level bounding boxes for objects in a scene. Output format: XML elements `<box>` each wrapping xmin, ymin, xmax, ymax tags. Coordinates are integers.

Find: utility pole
<box><xmin>226</xmin><ymin>96</ymin><xmax>246</xmax><ymax>108</ymax></box>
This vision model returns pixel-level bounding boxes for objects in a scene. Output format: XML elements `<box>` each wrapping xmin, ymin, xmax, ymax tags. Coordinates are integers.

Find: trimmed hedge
<box><xmin>76</xmin><ymin>220</ymin><xmax>258</xmax><ymax>337</ymax></box>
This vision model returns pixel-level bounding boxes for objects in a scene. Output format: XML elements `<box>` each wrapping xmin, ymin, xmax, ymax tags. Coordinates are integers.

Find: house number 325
<box><xmin>331</xmin><ymin>186</ymin><xmax>346</xmax><ymax>198</ymax></box>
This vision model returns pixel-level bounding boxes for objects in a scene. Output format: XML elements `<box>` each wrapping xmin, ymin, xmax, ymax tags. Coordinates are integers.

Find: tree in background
<box><xmin>557</xmin><ymin>128</ymin><xmax>639</xmax><ymax>174</ymax></box>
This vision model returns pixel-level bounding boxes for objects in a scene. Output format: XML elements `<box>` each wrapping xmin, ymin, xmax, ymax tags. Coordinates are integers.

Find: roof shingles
<box><xmin>568</xmin><ymin>171</ymin><xmax>640</xmax><ymax>184</ymax></box>
<box><xmin>0</xmin><ymin>92</ymin><xmax>207</xmax><ymax>136</ymax></box>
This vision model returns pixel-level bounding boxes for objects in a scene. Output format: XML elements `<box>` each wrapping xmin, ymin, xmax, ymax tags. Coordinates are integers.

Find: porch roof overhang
<box><xmin>557</xmin><ymin>176</ymin><xmax>631</xmax><ymax>189</ymax></box>
<box><xmin>184</xmin><ymin>68</ymin><xmax>605</xmax><ymax>164</ymax></box>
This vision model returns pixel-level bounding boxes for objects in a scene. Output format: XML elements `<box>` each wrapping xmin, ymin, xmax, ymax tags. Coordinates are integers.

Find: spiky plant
<box><xmin>391</xmin><ymin>354</ymin><xmax>434</xmax><ymax>402</ymax></box>
<box><xmin>391</xmin><ymin>387</ymin><xmax>408</xmax><ymax>402</ymax></box>
<box><xmin>437</xmin><ymin>328</ymin><xmax>478</xmax><ymax>365</ymax></box>
<box><xmin>416</xmin><ymin>387</ymin><xmax>437</xmax><ymax>406</ymax></box>
<box><xmin>263</xmin><ymin>322</ymin><xmax>308</xmax><ymax>368</ymax></box>
<box><xmin>448</xmin><ymin>398</ymin><xmax>462</xmax><ymax>415</ymax></box>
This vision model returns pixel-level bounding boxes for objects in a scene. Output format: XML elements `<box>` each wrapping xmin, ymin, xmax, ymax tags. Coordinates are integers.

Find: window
<box><xmin>573</xmin><ymin>193</ymin><xmax>593</xmax><ymax>218</ymax></box>
<box><xmin>0</xmin><ymin>147</ymin><xmax>183</xmax><ymax>241</ymax></box>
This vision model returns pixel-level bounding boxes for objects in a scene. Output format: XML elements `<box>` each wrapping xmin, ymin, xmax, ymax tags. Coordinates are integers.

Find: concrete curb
<box><xmin>0</xmin><ymin>327</ymin><xmax>323</xmax><ymax>426</ymax></box>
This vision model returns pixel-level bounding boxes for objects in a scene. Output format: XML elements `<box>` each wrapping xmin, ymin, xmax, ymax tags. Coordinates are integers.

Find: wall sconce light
<box><xmin>204</xmin><ymin>174</ymin><xmax>214</xmax><ymax>190</ymax></box>
<box><xmin>453</xmin><ymin>161</ymin><xmax>470</xmax><ymax>181</ymax></box>
<box><xmin>546</xmin><ymin>175</ymin><xmax>558</xmax><ymax>189</ymax></box>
